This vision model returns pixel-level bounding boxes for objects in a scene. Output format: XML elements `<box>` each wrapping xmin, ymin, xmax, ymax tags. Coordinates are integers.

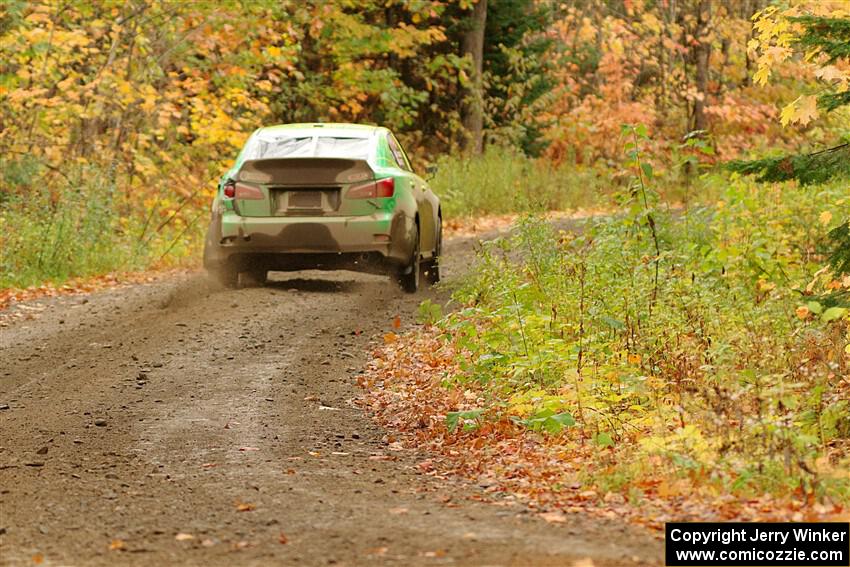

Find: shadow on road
<box><xmin>265</xmin><ymin>276</ymin><xmax>368</xmax><ymax>294</ymax></box>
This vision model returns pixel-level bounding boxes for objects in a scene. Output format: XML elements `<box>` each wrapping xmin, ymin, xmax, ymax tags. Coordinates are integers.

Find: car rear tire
<box><xmin>423</xmin><ymin>216</ymin><xmax>441</xmax><ymax>285</ymax></box>
<box><xmin>210</xmin><ymin>265</ymin><xmax>238</xmax><ymax>288</ymax></box>
<box><xmin>396</xmin><ymin>226</ymin><xmax>420</xmax><ymax>293</ymax></box>
<box><xmin>240</xmin><ymin>269</ymin><xmax>267</xmax><ymax>288</ymax></box>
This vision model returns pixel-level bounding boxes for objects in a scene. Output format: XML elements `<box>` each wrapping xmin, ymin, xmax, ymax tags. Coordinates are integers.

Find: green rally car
<box><xmin>203</xmin><ymin>123</ymin><xmax>442</xmax><ymax>292</ymax></box>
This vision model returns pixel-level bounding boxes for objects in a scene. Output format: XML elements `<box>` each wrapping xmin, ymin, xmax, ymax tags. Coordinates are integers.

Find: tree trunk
<box><xmin>461</xmin><ymin>0</ymin><xmax>487</xmax><ymax>154</ymax></box>
<box><xmin>691</xmin><ymin>0</ymin><xmax>711</xmax><ymax>134</ymax></box>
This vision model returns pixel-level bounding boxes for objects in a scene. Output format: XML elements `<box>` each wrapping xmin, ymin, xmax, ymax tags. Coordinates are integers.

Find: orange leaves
<box><xmin>0</xmin><ymin>1</ymin><xmax>276</xmax><ymax>204</ymax></box>
<box><xmin>358</xmin><ymin>321</ymin><xmax>848</xmax><ymax>532</ymax></box>
<box><xmin>795</xmin><ymin>305</ymin><xmax>812</xmax><ymax>320</ymax></box>
<box><xmin>0</xmin><ymin>269</ymin><xmax>190</xmax><ymax>319</ymax></box>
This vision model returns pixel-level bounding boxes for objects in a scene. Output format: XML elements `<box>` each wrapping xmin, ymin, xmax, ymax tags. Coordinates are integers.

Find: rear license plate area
<box><xmin>288</xmin><ymin>191</ymin><xmax>322</xmax><ymax>209</ymax></box>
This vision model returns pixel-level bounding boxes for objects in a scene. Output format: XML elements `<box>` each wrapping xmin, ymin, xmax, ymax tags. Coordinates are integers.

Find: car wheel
<box><xmin>423</xmin><ymin>216</ymin><xmax>441</xmax><ymax>285</ymax></box>
<box><xmin>396</xmin><ymin>225</ymin><xmax>420</xmax><ymax>293</ymax></box>
<box><xmin>210</xmin><ymin>265</ymin><xmax>238</xmax><ymax>288</ymax></box>
<box><xmin>240</xmin><ymin>269</ymin><xmax>267</xmax><ymax>288</ymax></box>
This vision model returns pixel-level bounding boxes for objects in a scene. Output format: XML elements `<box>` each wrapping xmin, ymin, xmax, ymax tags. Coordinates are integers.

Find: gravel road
<box><xmin>0</xmin><ymin>233</ymin><xmax>662</xmax><ymax>566</ymax></box>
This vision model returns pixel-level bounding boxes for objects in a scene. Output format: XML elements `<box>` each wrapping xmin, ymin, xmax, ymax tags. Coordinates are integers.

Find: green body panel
<box><xmin>203</xmin><ymin>123</ymin><xmax>441</xmax><ymax>277</ymax></box>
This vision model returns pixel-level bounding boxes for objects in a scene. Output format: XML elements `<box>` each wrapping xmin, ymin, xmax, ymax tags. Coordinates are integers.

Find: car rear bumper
<box><xmin>203</xmin><ymin>210</ymin><xmax>413</xmax><ymax>272</ymax></box>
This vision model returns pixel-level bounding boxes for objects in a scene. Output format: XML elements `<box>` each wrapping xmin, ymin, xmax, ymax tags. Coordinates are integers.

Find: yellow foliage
<box><xmin>751</xmin><ymin>1</ymin><xmax>850</xmax><ymax>130</ymax></box>
<box><xmin>780</xmin><ymin>95</ymin><xmax>819</xmax><ymax>126</ymax></box>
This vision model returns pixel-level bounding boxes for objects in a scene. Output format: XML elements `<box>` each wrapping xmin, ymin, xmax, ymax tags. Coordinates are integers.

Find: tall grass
<box><xmin>429</xmin><ymin>146</ymin><xmax>611</xmax><ymax>218</ymax></box>
<box><xmin>428</xmin><ymin>145</ymin><xmax>713</xmax><ymax>218</ymax></box>
<box><xmin>0</xmin><ymin>158</ymin><xmax>203</xmax><ymax>289</ymax></box>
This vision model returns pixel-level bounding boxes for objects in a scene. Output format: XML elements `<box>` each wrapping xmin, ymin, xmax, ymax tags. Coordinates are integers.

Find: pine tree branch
<box><xmin>728</xmin><ymin>142</ymin><xmax>850</xmax><ymax>185</ymax></box>
<box><xmin>828</xmin><ymin>220</ymin><xmax>850</xmax><ymax>276</ymax></box>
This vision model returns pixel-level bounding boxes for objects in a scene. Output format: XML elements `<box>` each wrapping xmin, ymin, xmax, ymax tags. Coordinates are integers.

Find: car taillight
<box><xmin>376</xmin><ymin>177</ymin><xmax>394</xmax><ymax>197</ymax></box>
<box><xmin>348</xmin><ymin>177</ymin><xmax>395</xmax><ymax>199</ymax></box>
<box><xmin>223</xmin><ymin>181</ymin><xmax>263</xmax><ymax>200</ymax></box>
<box><xmin>235</xmin><ymin>182</ymin><xmax>264</xmax><ymax>200</ymax></box>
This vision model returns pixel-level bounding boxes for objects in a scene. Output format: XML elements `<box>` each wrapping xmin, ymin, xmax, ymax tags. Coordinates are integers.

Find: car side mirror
<box><xmin>425</xmin><ymin>164</ymin><xmax>438</xmax><ymax>179</ymax></box>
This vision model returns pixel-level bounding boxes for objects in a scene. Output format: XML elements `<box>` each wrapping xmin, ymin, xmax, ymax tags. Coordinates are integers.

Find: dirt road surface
<box><xmin>0</xmin><ymin>234</ymin><xmax>662</xmax><ymax>566</ymax></box>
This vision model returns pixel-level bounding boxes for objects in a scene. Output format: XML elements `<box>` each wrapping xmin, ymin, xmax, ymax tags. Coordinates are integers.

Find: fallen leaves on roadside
<box><xmin>175</xmin><ymin>533</ymin><xmax>194</xmax><ymax>541</ymax></box>
<box><xmin>279</xmin><ymin>532</ymin><xmax>289</xmax><ymax>545</ymax></box>
<box><xmin>355</xmin><ymin>326</ymin><xmax>848</xmax><ymax>531</ymax></box>
<box><xmin>0</xmin><ymin>269</ymin><xmax>194</xmax><ymax>315</ymax></box>
<box><xmin>31</xmin><ymin>554</ymin><xmax>44</xmax><ymax>565</ymax></box>
<box><xmin>392</xmin><ymin>315</ymin><xmax>401</xmax><ymax>329</ymax></box>
<box><xmin>109</xmin><ymin>539</ymin><xmax>126</xmax><ymax>551</ymax></box>
<box><xmin>383</xmin><ymin>332</ymin><xmax>397</xmax><ymax>344</ymax></box>
<box><xmin>369</xmin><ymin>546</ymin><xmax>389</xmax><ymax>556</ymax></box>
<box><xmin>238</xmin><ymin>447</ymin><xmax>260</xmax><ymax>452</ymax></box>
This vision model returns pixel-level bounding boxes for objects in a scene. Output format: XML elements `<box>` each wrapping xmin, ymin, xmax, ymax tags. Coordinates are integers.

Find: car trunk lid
<box><xmin>234</xmin><ymin>158</ymin><xmax>378</xmax><ymax>217</ymax></box>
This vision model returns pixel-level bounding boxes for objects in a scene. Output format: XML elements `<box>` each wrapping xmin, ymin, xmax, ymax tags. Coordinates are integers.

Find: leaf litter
<box><xmin>357</xmin><ymin>327</ymin><xmax>849</xmax><ymax>531</ymax></box>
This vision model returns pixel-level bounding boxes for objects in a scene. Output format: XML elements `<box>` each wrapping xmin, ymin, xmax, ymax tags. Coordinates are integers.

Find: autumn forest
<box><xmin>1</xmin><ymin>0</ymin><xmax>849</xmax><ymax>558</ymax></box>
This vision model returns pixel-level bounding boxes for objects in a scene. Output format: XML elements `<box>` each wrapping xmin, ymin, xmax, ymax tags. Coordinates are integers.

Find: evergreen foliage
<box><xmin>793</xmin><ymin>16</ymin><xmax>850</xmax><ymax>62</ymax></box>
<box><xmin>730</xmin><ymin>14</ymin><xmax>850</xmax><ymax>186</ymax></box>
<box><xmin>483</xmin><ymin>0</ymin><xmax>554</xmax><ymax>155</ymax></box>
<box><xmin>828</xmin><ymin>220</ymin><xmax>850</xmax><ymax>277</ymax></box>
<box><xmin>728</xmin><ymin>143</ymin><xmax>850</xmax><ymax>185</ymax></box>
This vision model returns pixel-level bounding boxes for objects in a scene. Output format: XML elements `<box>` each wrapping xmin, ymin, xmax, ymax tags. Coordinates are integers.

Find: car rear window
<box><xmin>243</xmin><ymin>135</ymin><xmax>371</xmax><ymax>160</ymax></box>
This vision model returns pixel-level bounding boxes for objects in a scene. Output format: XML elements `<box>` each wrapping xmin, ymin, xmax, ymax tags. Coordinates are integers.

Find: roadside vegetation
<box><xmin>362</xmin><ymin>1</ymin><xmax>850</xmax><ymax>524</ymax></box>
<box><xmin>387</xmin><ymin>174</ymin><xmax>847</xmax><ymax>513</ymax></box>
<box><xmin>0</xmin><ymin>160</ymin><xmax>196</xmax><ymax>287</ymax></box>
<box><xmin>365</xmin><ymin>146</ymin><xmax>849</xmax><ymax>524</ymax></box>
